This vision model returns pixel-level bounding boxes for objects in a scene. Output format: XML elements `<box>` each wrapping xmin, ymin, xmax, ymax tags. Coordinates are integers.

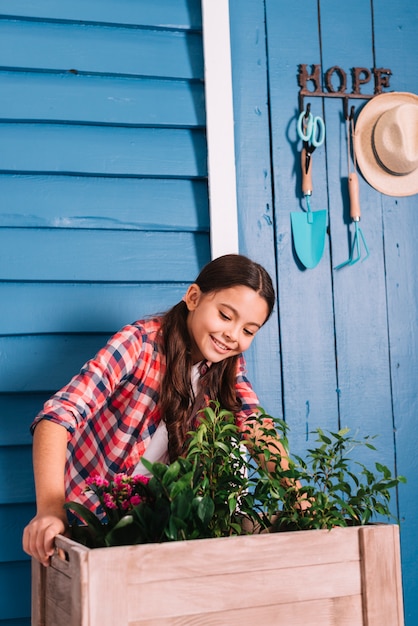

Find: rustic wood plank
<box><xmin>0</xmin><ymin>230</ymin><xmax>210</xmax><ymax>282</ymax></box>
<box><xmin>360</xmin><ymin>525</ymin><xmax>404</xmax><ymax>626</ymax></box>
<box><xmin>0</xmin><ymin>446</ymin><xmax>34</xmax><ymax>504</ymax></box>
<box><xmin>0</xmin><ymin>283</ymin><xmax>189</xmax><ymax>335</ymax></box>
<box><xmin>228</xmin><ymin>0</ymin><xmax>282</xmax><ymax>416</ymax></box>
<box><xmin>122</xmin><ymin>528</ymin><xmax>361</xmax><ymax>584</ymax></box>
<box><xmin>0</xmin><ymin>395</ymin><xmax>46</xmax><ymax>445</ymax></box>
<box><xmin>0</xmin><ymin>125</ymin><xmax>207</xmax><ymax>177</ymax></box>
<box><xmin>0</xmin><ymin>0</ymin><xmax>202</xmax><ymax>30</ymax></box>
<box><xmin>373</xmin><ymin>4</ymin><xmax>418</xmax><ymax>625</ymax></box>
<box><xmin>319</xmin><ymin>1</ymin><xmax>396</xmax><ymax>472</ymax></box>
<box><xmin>87</xmin><ymin>551</ymin><xmax>129</xmax><ymax>624</ymax></box>
<box><xmin>0</xmin><ymin>175</ymin><xmax>209</xmax><ymax>231</ymax></box>
<box><xmin>0</xmin><ymin>560</ymin><xmax>31</xmax><ymax>620</ymax></box>
<box><xmin>0</xmin><ymin>20</ymin><xmax>203</xmax><ymax>80</ymax></box>
<box><xmin>129</xmin><ymin>595</ymin><xmax>363</xmax><ymax>626</ymax></box>
<box><xmin>0</xmin><ymin>504</ymin><xmax>36</xmax><ymax>561</ymax></box>
<box><xmin>0</xmin><ymin>334</ymin><xmax>117</xmax><ymax>393</ymax></box>
<box><xmin>381</xmin><ymin>197</ymin><xmax>418</xmax><ymax>626</ymax></box>
<box><xmin>31</xmin><ymin>558</ymin><xmax>46</xmax><ymax>626</ymax></box>
<box><xmin>51</xmin><ymin>537</ymin><xmax>91</xmax><ymax>626</ymax></box>
<box><xmin>263</xmin><ymin>0</ymin><xmax>339</xmax><ymax>456</ymax></box>
<box><xmin>0</xmin><ymin>72</ymin><xmax>205</xmax><ymax>127</ymax></box>
<box><xmin>127</xmin><ymin>561</ymin><xmax>361</xmax><ymax>621</ymax></box>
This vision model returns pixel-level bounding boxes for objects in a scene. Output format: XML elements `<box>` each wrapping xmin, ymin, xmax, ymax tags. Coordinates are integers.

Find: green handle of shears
<box><xmin>311</xmin><ymin>115</ymin><xmax>325</xmax><ymax>147</ymax></box>
<box><xmin>297</xmin><ymin>111</ymin><xmax>313</xmax><ymax>141</ymax></box>
<box><xmin>297</xmin><ymin>111</ymin><xmax>325</xmax><ymax>147</ymax></box>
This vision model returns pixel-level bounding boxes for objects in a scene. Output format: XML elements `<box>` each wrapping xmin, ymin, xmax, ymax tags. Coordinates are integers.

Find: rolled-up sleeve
<box><xmin>234</xmin><ymin>355</ymin><xmax>261</xmax><ymax>427</ymax></box>
<box><xmin>30</xmin><ymin>323</ymin><xmax>147</xmax><ymax>436</ymax></box>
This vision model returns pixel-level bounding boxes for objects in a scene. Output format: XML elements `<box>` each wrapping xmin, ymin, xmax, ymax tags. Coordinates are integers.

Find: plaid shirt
<box><xmin>31</xmin><ymin>318</ymin><xmax>260</xmax><ymax>513</ymax></box>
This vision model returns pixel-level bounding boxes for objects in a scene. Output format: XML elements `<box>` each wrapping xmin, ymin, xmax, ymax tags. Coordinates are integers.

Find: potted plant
<box><xmin>32</xmin><ymin>404</ymin><xmax>406</xmax><ymax>625</ymax></box>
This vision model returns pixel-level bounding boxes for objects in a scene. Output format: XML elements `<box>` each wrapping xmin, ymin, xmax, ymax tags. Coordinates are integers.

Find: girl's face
<box><xmin>185</xmin><ymin>284</ymin><xmax>270</xmax><ymax>364</ymax></box>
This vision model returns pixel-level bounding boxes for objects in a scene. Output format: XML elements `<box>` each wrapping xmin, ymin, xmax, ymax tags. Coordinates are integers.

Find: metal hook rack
<box><xmin>298</xmin><ymin>91</ymin><xmax>374</xmax><ymax>122</ymax></box>
<box><xmin>297</xmin><ymin>63</ymin><xmax>392</xmax><ymax>120</ymax></box>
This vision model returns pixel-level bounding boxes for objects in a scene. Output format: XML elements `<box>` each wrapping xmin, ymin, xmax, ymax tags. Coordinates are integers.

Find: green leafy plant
<box><xmin>263</xmin><ymin>424</ymin><xmax>407</xmax><ymax>531</ymax></box>
<box><xmin>65</xmin><ymin>403</ymin><xmax>406</xmax><ymax>547</ymax></box>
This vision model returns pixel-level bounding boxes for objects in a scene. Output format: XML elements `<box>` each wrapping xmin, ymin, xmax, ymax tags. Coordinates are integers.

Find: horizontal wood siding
<box><xmin>0</xmin><ymin>1</ymin><xmax>208</xmax><ymax>623</ymax></box>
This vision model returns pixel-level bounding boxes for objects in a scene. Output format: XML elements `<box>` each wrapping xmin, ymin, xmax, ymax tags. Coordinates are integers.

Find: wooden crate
<box><xmin>32</xmin><ymin>524</ymin><xmax>404</xmax><ymax>626</ymax></box>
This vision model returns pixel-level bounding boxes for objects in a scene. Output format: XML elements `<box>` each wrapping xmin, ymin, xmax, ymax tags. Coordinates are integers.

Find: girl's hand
<box><xmin>24</xmin><ymin>420</ymin><xmax>69</xmax><ymax>565</ymax></box>
<box><xmin>22</xmin><ymin>513</ymin><xmax>68</xmax><ymax>567</ymax></box>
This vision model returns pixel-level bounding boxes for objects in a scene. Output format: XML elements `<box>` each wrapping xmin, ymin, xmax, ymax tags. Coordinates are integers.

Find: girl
<box><xmin>23</xmin><ymin>253</ymin><xmax>281</xmax><ymax>566</ymax></box>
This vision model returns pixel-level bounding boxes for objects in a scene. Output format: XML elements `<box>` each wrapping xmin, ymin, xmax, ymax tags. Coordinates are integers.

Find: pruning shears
<box><xmin>297</xmin><ymin>110</ymin><xmax>326</xmax><ymax>174</ymax></box>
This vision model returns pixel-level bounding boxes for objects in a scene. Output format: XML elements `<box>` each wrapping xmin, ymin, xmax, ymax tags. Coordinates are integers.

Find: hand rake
<box><xmin>335</xmin><ymin>115</ymin><xmax>370</xmax><ymax>269</ymax></box>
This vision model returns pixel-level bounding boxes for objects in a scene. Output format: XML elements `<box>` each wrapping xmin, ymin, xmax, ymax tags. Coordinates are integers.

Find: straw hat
<box><xmin>354</xmin><ymin>91</ymin><xmax>418</xmax><ymax>196</ymax></box>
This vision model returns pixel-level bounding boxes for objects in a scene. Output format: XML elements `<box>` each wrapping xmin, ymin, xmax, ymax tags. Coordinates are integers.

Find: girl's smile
<box><xmin>184</xmin><ymin>284</ymin><xmax>270</xmax><ymax>364</ymax></box>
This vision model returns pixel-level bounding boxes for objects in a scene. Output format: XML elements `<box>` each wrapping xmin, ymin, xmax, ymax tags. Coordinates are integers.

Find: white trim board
<box><xmin>201</xmin><ymin>0</ymin><xmax>239</xmax><ymax>258</ymax></box>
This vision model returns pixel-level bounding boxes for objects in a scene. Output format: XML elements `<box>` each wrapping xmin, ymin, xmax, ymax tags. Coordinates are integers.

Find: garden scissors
<box><xmin>297</xmin><ymin>110</ymin><xmax>326</xmax><ymax>173</ymax></box>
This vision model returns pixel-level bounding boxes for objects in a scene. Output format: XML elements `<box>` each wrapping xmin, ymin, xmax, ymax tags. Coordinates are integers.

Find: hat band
<box><xmin>371</xmin><ymin>109</ymin><xmax>418</xmax><ymax>177</ymax></box>
<box><xmin>372</xmin><ymin>139</ymin><xmax>408</xmax><ymax>177</ymax></box>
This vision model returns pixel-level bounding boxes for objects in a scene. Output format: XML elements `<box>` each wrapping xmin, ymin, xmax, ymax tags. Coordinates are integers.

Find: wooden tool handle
<box><xmin>348</xmin><ymin>172</ymin><xmax>361</xmax><ymax>220</ymax></box>
<box><xmin>301</xmin><ymin>148</ymin><xmax>313</xmax><ymax>195</ymax></box>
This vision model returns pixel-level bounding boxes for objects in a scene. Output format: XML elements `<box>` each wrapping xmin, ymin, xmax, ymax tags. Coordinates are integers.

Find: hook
<box><xmin>298</xmin><ymin>93</ymin><xmax>312</xmax><ymax>117</ymax></box>
<box><xmin>343</xmin><ymin>97</ymin><xmax>356</xmax><ymax>121</ymax></box>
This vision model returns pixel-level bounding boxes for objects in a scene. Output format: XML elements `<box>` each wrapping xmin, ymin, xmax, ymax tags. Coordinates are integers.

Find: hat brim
<box><xmin>354</xmin><ymin>91</ymin><xmax>418</xmax><ymax>197</ymax></box>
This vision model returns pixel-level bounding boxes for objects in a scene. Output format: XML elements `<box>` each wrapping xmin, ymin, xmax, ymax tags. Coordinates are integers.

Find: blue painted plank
<box><xmin>0</xmin><ymin>0</ymin><xmax>202</xmax><ymax>30</ymax></box>
<box><xmin>319</xmin><ymin>0</ymin><xmax>395</xmax><ymax>463</ymax></box>
<box><xmin>373</xmin><ymin>4</ymin><xmax>418</xmax><ymax>625</ymax></box>
<box><xmin>0</xmin><ymin>230</ymin><xmax>210</xmax><ymax>282</ymax></box>
<box><xmin>264</xmin><ymin>0</ymin><xmax>338</xmax><ymax>456</ymax></box>
<box><xmin>0</xmin><ymin>334</ymin><xmax>112</xmax><ymax>393</ymax></box>
<box><xmin>0</xmin><ymin>175</ymin><xmax>209</xmax><ymax>231</ymax></box>
<box><xmin>229</xmin><ymin>0</ymin><xmax>282</xmax><ymax>418</ymax></box>
<box><xmin>0</xmin><ymin>447</ymin><xmax>34</xmax><ymax>504</ymax></box>
<box><xmin>0</xmin><ymin>20</ymin><xmax>204</xmax><ymax>80</ymax></box>
<box><xmin>0</xmin><ymin>125</ymin><xmax>207</xmax><ymax>178</ymax></box>
<box><xmin>0</xmin><ymin>561</ymin><xmax>31</xmax><ymax>620</ymax></box>
<box><xmin>383</xmin><ymin>197</ymin><xmax>418</xmax><ymax>626</ymax></box>
<box><xmin>0</xmin><ymin>504</ymin><xmax>35</xmax><ymax>561</ymax></box>
<box><xmin>0</xmin><ymin>72</ymin><xmax>206</xmax><ymax>127</ymax></box>
<box><xmin>0</xmin><ymin>394</ymin><xmax>46</xmax><ymax>446</ymax></box>
<box><xmin>0</xmin><ymin>283</ymin><xmax>188</xmax><ymax>335</ymax></box>
<box><xmin>373</xmin><ymin>0</ymin><xmax>418</xmax><ymax>94</ymax></box>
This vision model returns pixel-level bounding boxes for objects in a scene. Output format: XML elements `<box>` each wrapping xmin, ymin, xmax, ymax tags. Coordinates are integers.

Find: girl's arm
<box><xmin>244</xmin><ymin>417</ymin><xmax>311</xmax><ymax>511</ymax></box>
<box><xmin>242</xmin><ymin>417</ymin><xmax>290</xmax><ymax>473</ymax></box>
<box><xmin>22</xmin><ymin>420</ymin><xmax>68</xmax><ymax>566</ymax></box>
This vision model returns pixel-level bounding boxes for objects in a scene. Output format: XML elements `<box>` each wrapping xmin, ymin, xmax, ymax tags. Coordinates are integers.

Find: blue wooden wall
<box><xmin>230</xmin><ymin>1</ymin><xmax>418</xmax><ymax>625</ymax></box>
<box><xmin>0</xmin><ymin>1</ymin><xmax>208</xmax><ymax>623</ymax></box>
<box><xmin>1</xmin><ymin>0</ymin><xmax>417</xmax><ymax>623</ymax></box>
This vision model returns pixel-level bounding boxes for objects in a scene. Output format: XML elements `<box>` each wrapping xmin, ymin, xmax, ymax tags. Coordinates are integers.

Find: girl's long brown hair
<box><xmin>159</xmin><ymin>254</ymin><xmax>275</xmax><ymax>461</ymax></box>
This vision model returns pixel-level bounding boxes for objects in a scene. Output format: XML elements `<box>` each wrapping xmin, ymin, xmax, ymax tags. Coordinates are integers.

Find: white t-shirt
<box><xmin>132</xmin><ymin>363</ymin><xmax>201</xmax><ymax>476</ymax></box>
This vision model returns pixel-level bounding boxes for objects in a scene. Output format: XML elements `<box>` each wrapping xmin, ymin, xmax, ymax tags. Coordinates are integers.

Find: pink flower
<box><xmin>114</xmin><ymin>473</ymin><xmax>133</xmax><ymax>487</ymax></box>
<box><xmin>86</xmin><ymin>475</ymin><xmax>110</xmax><ymax>488</ymax></box>
<box><xmin>130</xmin><ymin>494</ymin><xmax>142</xmax><ymax>506</ymax></box>
<box><xmin>103</xmin><ymin>493</ymin><xmax>117</xmax><ymax>510</ymax></box>
<box><xmin>132</xmin><ymin>474</ymin><xmax>150</xmax><ymax>486</ymax></box>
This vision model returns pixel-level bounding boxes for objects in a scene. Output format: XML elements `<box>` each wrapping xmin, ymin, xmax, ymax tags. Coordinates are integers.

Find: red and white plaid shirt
<box><xmin>31</xmin><ymin>318</ymin><xmax>260</xmax><ymax>513</ymax></box>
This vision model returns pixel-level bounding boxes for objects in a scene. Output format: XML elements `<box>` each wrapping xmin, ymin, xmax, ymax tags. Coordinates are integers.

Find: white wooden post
<box><xmin>201</xmin><ymin>0</ymin><xmax>239</xmax><ymax>258</ymax></box>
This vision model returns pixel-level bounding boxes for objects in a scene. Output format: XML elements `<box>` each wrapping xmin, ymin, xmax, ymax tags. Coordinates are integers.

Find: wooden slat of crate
<box><xmin>126</xmin><ymin>561</ymin><xmax>361</xmax><ymax>623</ymax></box>
<box><xmin>129</xmin><ymin>596</ymin><xmax>363</xmax><ymax>626</ymax></box>
<box><xmin>360</xmin><ymin>524</ymin><xmax>404</xmax><ymax>626</ymax></box>
<box><xmin>76</xmin><ymin>525</ymin><xmax>360</xmax><ymax>588</ymax></box>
